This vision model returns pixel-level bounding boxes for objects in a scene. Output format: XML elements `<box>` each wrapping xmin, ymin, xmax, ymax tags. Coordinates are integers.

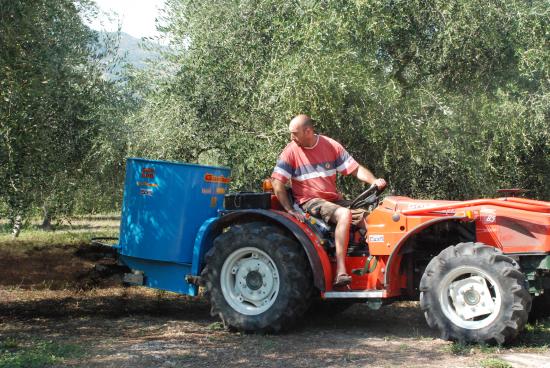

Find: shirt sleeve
<box><xmin>333</xmin><ymin>140</ymin><xmax>359</xmax><ymax>175</ymax></box>
<box><xmin>271</xmin><ymin>148</ymin><xmax>293</xmax><ymax>184</ymax></box>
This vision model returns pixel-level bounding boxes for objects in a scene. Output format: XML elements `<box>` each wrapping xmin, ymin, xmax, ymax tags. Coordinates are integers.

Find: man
<box><xmin>271</xmin><ymin>114</ymin><xmax>386</xmax><ymax>287</ymax></box>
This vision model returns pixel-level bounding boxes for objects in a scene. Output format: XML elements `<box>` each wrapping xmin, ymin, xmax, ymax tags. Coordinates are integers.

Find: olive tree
<box><xmin>128</xmin><ymin>0</ymin><xmax>549</xmax><ymax>199</ymax></box>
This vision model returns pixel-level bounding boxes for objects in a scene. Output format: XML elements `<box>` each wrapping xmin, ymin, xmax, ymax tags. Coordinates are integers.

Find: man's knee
<box><xmin>332</xmin><ymin>207</ymin><xmax>352</xmax><ymax>224</ymax></box>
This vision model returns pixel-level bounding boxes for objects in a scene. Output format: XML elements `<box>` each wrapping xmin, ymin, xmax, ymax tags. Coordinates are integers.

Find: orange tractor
<box><xmin>111</xmin><ymin>159</ymin><xmax>549</xmax><ymax>345</ymax></box>
<box><xmin>201</xmin><ymin>184</ymin><xmax>549</xmax><ymax>344</ymax></box>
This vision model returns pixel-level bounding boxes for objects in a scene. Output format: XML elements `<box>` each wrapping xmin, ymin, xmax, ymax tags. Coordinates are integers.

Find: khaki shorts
<box><xmin>301</xmin><ymin>198</ymin><xmax>368</xmax><ymax>227</ymax></box>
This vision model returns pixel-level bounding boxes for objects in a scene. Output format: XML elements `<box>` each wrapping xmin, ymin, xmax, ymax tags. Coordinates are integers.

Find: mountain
<box><xmin>98</xmin><ymin>31</ymin><xmax>162</xmax><ymax>78</ymax></box>
<box><xmin>116</xmin><ymin>32</ymin><xmax>159</xmax><ymax>69</ymax></box>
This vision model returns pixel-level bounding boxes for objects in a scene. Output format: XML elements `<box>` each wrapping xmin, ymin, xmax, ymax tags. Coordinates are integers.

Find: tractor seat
<box><xmin>286</xmin><ymin>190</ymin><xmax>369</xmax><ymax>255</ymax></box>
<box><xmin>292</xmin><ymin>204</ymin><xmax>369</xmax><ymax>257</ymax></box>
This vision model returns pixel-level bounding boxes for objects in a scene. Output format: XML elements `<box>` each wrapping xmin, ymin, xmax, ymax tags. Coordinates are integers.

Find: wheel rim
<box><xmin>439</xmin><ymin>266</ymin><xmax>502</xmax><ymax>330</ymax></box>
<box><xmin>220</xmin><ymin>247</ymin><xmax>280</xmax><ymax>316</ymax></box>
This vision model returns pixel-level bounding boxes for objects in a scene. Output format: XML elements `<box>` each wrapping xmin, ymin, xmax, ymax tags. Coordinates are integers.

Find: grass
<box><xmin>207</xmin><ymin>322</ymin><xmax>225</xmax><ymax>331</ymax></box>
<box><xmin>0</xmin><ymin>215</ymin><xmax>119</xmax><ymax>252</ymax></box>
<box><xmin>398</xmin><ymin>343</ymin><xmax>410</xmax><ymax>351</ymax></box>
<box><xmin>0</xmin><ymin>338</ymin><xmax>84</xmax><ymax>368</ymax></box>
<box><xmin>516</xmin><ymin>318</ymin><xmax>550</xmax><ymax>351</ymax></box>
<box><xmin>444</xmin><ymin>342</ymin><xmax>472</xmax><ymax>355</ymax></box>
<box><xmin>479</xmin><ymin>358</ymin><xmax>512</xmax><ymax>368</ymax></box>
<box><xmin>256</xmin><ymin>336</ymin><xmax>278</xmax><ymax>350</ymax></box>
<box><xmin>442</xmin><ymin>318</ymin><xmax>550</xmax><ymax>358</ymax></box>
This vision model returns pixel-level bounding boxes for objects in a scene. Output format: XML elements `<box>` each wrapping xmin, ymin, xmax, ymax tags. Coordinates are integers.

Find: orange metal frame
<box><xmin>270</xmin><ymin>194</ymin><xmax>550</xmax><ymax>297</ymax></box>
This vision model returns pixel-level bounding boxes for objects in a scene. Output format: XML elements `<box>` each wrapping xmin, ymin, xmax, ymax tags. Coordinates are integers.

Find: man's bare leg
<box><xmin>332</xmin><ymin>207</ymin><xmax>353</xmax><ymax>278</ymax></box>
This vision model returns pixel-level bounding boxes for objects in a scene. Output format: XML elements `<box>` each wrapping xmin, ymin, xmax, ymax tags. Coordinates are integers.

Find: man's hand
<box><xmin>374</xmin><ymin>178</ymin><xmax>387</xmax><ymax>190</ymax></box>
<box><xmin>354</xmin><ymin>166</ymin><xmax>387</xmax><ymax>191</ymax></box>
<box><xmin>288</xmin><ymin>209</ymin><xmax>305</xmax><ymax>222</ymax></box>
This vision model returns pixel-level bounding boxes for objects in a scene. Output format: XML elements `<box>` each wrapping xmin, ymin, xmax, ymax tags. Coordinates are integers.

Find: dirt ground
<box><xmin>1</xmin><ymin>243</ymin><xmax>549</xmax><ymax>368</ymax></box>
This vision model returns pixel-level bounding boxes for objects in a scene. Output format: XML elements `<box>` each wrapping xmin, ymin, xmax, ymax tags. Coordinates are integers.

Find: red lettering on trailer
<box><xmin>141</xmin><ymin>167</ymin><xmax>155</xmax><ymax>179</ymax></box>
<box><xmin>204</xmin><ymin>173</ymin><xmax>231</xmax><ymax>183</ymax></box>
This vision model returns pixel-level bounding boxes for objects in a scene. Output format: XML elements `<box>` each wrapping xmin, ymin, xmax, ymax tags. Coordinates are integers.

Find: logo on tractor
<box><xmin>204</xmin><ymin>173</ymin><xmax>231</xmax><ymax>184</ymax></box>
<box><xmin>408</xmin><ymin>203</ymin><xmax>432</xmax><ymax>210</ymax></box>
<box><xmin>368</xmin><ymin>234</ymin><xmax>385</xmax><ymax>243</ymax></box>
<box><xmin>481</xmin><ymin>209</ymin><xmax>497</xmax><ymax>224</ymax></box>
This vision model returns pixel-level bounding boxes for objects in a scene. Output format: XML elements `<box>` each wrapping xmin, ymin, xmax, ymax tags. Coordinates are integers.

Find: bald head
<box><xmin>289</xmin><ymin>114</ymin><xmax>314</xmax><ymax>131</ymax></box>
<box><xmin>289</xmin><ymin>114</ymin><xmax>316</xmax><ymax>147</ymax></box>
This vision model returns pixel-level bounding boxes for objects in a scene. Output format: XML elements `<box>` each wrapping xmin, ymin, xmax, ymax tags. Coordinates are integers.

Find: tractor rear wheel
<box><xmin>420</xmin><ymin>242</ymin><xmax>531</xmax><ymax>344</ymax></box>
<box><xmin>201</xmin><ymin>222</ymin><xmax>313</xmax><ymax>332</ymax></box>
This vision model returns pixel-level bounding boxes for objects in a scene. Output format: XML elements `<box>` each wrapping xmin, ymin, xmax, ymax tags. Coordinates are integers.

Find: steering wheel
<box><xmin>348</xmin><ymin>184</ymin><xmax>383</xmax><ymax>210</ymax></box>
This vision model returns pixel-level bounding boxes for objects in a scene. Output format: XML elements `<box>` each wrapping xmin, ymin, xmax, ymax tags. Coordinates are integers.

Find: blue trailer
<box><xmin>114</xmin><ymin>158</ymin><xmax>231</xmax><ymax>297</ymax></box>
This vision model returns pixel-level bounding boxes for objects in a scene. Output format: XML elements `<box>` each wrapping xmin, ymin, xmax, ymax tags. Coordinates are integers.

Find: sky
<box><xmin>88</xmin><ymin>0</ymin><xmax>166</xmax><ymax>38</ymax></box>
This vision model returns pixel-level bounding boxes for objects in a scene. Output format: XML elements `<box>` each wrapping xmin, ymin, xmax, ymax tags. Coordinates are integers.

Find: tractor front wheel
<box><xmin>420</xmin><ymin>242</ymin><xmax>531</xmax><ymax>344</ymax></box>
<box><xmin>201</xmin><ymin>222</ymin><xmax>313</xmax><ymax>332</ymax></box>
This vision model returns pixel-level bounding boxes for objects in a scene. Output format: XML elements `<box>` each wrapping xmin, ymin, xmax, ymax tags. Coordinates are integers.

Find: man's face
<box><xmin>289</xmin><ymin>123</ymin><xmax>309</xmax><ymax>146</ymax></box>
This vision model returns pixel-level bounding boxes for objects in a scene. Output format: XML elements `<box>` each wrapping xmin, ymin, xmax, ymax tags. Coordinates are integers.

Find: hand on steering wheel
<box><xmin>373</xmin><ymin>178</ymin><xmax>387</xmax><ymax>191</ymax></box>
<box><xmin>348</xmin><ymin>179</ymin><xmax>387</xmax><ymax>209</ymax></box>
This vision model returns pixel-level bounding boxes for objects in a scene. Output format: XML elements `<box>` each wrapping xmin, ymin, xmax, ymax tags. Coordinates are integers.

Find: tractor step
<box><xmin>323</xmin><ymin>290</ymin><xmax>384</xmax><ymax>299</ymax></box>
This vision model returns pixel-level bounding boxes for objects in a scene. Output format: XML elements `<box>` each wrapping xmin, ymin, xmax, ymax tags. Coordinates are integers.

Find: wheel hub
<box><xmin>246</xmin><ymin>270</ymin><xmax>263</xmax><ymax>290</ymax></box>
<box><xmin>448</xmin><ymin>275</ymin><xmax>495</xmax><ymax>321</ymax></box>
<box><xmin>220</xmin><ymin>247</ymin><xmax>280</xmax><ymax>316</ymax></box>
<box><xmin>463</xmin><ymin>288</ymin><xmax>481</xmax><ymax>306</ymax></box>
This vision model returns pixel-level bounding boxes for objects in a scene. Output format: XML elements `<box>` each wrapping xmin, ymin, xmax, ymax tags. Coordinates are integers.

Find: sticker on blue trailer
<box><xmin>118</xmin><ymin>158</ymin><xmax>230</xmax><ymax>266</ymax></box>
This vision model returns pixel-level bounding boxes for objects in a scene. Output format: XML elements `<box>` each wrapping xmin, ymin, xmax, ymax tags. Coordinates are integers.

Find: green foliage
<box><xmin>0</xmin><ymin>0</ymin><xmax>131</xmax><ymax>228</ymax></box>
<box><xmin>128</xmin><ymin>0</ymin><xmax>549</xmax><ymax>200</ymax></box>
<box><xmin>1</xmin><ymin>0</ymin><xmax>548</xmax><ymax>230</ymax></box>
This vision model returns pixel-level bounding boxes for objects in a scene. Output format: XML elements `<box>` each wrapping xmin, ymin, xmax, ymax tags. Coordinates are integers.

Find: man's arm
<box><xmin>271</xmin><ymin>179</ymin><xmax>305</xmax><ymax>222</ymax></box>
<box><xmin>351</xmin><ymin>165</ymin><xmax>387</xmax><ymax>190</ymax></box>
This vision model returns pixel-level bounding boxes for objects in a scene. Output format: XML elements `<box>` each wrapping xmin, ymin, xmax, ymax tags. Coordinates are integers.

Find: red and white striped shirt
<box><xmin>271</xmin><ymin>135</ymin><xmax>359</xmax><ymax>204</ymax></box>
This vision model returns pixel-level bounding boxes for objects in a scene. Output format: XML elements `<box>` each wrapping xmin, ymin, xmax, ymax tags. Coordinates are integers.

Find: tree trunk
<box><xmin>41</xmin><ymin>205</ymin><xmax>52</xmax><ymax>231</ymax></box>
<box><xmin>12</xmin><ymin>215</ymin><xmax>22</xmax><ymax>238</ymax></box>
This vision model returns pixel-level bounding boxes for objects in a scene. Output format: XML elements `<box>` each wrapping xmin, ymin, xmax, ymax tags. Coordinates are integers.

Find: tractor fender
<box><xmin>384</xmin><ymin>216</ymin><xmax>468</xmax><ymax>288</ymax></box>
<box><xmin>194</xmin><ymin>209</ymin><xmax>330</xmax><ymax>291</ymax></box>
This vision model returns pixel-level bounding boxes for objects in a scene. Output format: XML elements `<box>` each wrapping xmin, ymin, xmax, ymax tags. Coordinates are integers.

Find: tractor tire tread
<box><xmin>201</xmin><ymin>222</ymin><xmax>313</xmax><ymax>333</ymax></box>
<box><xmin>420</xmin><ymin>242</ymin><xmax>531</xmax><ymax>345</ymax></box>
